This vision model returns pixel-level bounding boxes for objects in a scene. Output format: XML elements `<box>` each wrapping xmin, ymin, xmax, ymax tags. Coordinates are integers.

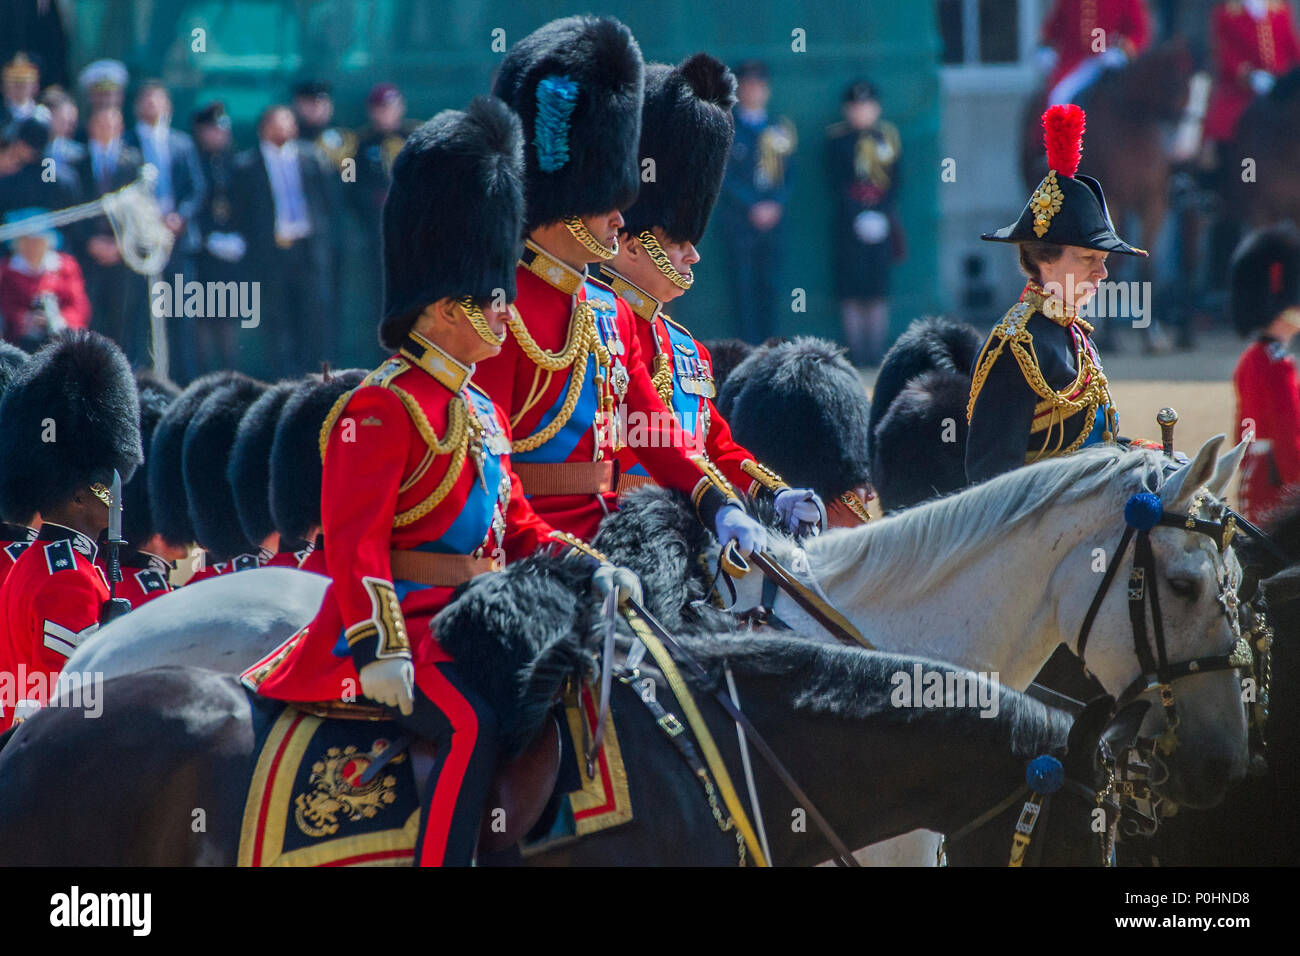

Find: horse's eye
<box><xmin>1166</xmin><ymin>576</ymin><xmax>1199</xmax><ymax>600</ymax></box>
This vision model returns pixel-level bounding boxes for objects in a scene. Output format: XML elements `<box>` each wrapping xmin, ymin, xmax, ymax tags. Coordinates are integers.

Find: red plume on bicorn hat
<box><xmin>981</xmin><ymin>104</ymin><xmax>1147</xmax><ymax>257</ymax></box>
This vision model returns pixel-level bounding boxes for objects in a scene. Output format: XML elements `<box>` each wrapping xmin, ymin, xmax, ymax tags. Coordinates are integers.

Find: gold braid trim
<box><xmin>740</xmin><ymin>459</ymin><xmax>790</xmax><ymax>495</ymax></box>
<box><xmin>548</xmin><ymin>529</ymin><xmax>608</xmax><ymax>562</ymax></box>
<box><xmin>389</xmin><ymin>388</ymin><xmax>470</xmax><ymax>526</ymax></box>
<box><xmin>651</xmin><ymin>351</ymin><xmax>674</xmax><ymax>407</ymax></box>
<box><xmin>691</xmin><ymin>454</ymin><xmax>741</xmax><ymax>506</ymax></box>
<box><xmin>839</xmin><ymin>491</ymin><xmax>872</xmax><ymax>523</ymax></box>
<box><xmin>508</xmin><ymin>300</ymin><xmax>613</xmax><ymax>454</ymax></box>
<box><xmin>319</xmin><ymin>387</ymin><xmax>356</xmax><ymax>462</ymax></box>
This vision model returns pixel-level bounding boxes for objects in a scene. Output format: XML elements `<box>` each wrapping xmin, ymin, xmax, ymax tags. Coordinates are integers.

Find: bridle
<box><xmin>942</xmin><ymin>747</ymin><xmax>1122</xmax><ymax>867</ymax></box>
<box><xmin>1074</xmin><ymin>490</ymin><xmax>1253</xmax><ymax>757</ymax></box>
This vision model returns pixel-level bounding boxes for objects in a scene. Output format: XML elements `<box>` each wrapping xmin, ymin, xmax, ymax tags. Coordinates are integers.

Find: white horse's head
<box><xmin>1053</xmin><ymin>435</ymin><xmax>1249</xmax><ymax>808</ymax></box>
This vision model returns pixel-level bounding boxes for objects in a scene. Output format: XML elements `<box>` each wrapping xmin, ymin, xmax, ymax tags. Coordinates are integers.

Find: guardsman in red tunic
<box><xmin>267</xmin><ymin>369</ymin><xmax>369</xmax><ymax>577</ymax></box>
<box><xmin>182</xmin><ymin>375</ymin><xmax>272</xmax><ymax>582</ymax></box>
<box><xmin>1229</xmin><ymin>224</ymin><xmax>1300</xmax><ymax>522</ymax></box>
<box><xmin>98</xmin><ymin>373</ymin><xmax>183</xmax><ymax>608</ymax></box>
<box><xmin>476</xmin><ymin>16</ymin><xmax>769</xmax><ymax>554</ymax></box>
<box><xmin>599</xmin><ymin>53</ymin><xmax>826</xmax><ymax>534</ymax></box>
<box><xmin>1040</xmin><ymin>0</ymin><xmax>1151</xmax><ymax>106</ymax></box>
<box><xmin>1205</xmin><ymin>0</ymin><xmax>1300</xmax><ymax>144</ymax></box>
<box><xmin>0</xmin><ymin>331</ymin><xmax>142</xmax><ymax>730</ymax></box>
<box><xmin>241</xmin><ymin>98</ymin><xmax>631</xmax><ymax>866</ymax></box>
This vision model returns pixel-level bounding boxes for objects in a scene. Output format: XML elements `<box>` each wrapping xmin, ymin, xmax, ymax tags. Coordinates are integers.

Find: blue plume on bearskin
<box><xmin>723</xmin><ymin>337</ymin><xmax>872</xmax><ymax>501</ymax></box>
<box><xmin>0</xmin><ymin>330</ymin><xmax>142</xmax><ymax>521</ymax></box>
<box><xmin>148</xmin><ymin>370</ymin><xmax>246</xmax><ymax>548</ymax></box>
<box><xmin>122</xmin><ymin>372</ymin><xmax>180</xmax><ymax>548</ymax></box>
<box><xmin>228</xmin><ymin>380</ymin><xmax>300</xmax><ymax>550</ymax></box>
<box><xmin>493</xmin><ymin>15</ymin><xmax>644</xmax><ymax>231</ymax></box>
<box><xmin>380</xmin><ymin>96</ymin><xmax>526</xmax><ymax>349</ymax></box>
<box><xmin>534</xmin><ymin>75</ymin><xmax>578</xmax><ymax>172</ymax></box>
<box><xmin>269</xmin><ymin>369</ymin><xmax>366</xmax><ymax>545</ymax></box>
<box><xmin>622</xmin><ymin>53</ymin><xmax>736</xmax><ymax>245</ymax></box>
<box><xmin>182</xmin><ymin>376</ymin><xmax>269</xmax><ymax>561</ymax></box>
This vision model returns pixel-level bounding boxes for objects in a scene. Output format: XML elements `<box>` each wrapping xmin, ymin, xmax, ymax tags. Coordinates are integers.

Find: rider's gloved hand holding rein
<box><xmin>774</xmin><ymin>487</ymin><xmax>827</xmax><ymax>535</ymax></box>
<box><xmin>715</xmin><ymin>502</ymin><xmax>768</xmax><ymax>557</ymax></box>
<box><xmin>593</xmin><ymin>562</ymin><xmax>643</xmax><ymax>607</ymax></box>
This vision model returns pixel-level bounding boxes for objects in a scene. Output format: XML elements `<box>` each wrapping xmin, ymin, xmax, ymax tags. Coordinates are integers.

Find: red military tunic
<box><xmin>262</xmin><ymin>545</ymin><xmax>305</xmax><ymax>569</ymax></box>
<box><xmin>185</xmin><ymin>549</ymin><xmax>263</xmax><ymax>585</ymax></box>
<box><xmin>297</xmin><ymin>534</ymin><xmax>326</xmax><ymax>575</ymax></box>
<box><xmin>95</xmin><ymin>547</ymin><xmax>173</xmax><ymax>609</ymax></box>
<box><xmin>1041</xmin><ymin>0</ymin><xmax>1151</xmax><ymax>91</ymax></box>
<box><xmin>1233</xmin><ymin>336</ymin><xmax>1300</xmax><ymax>521</ymax></box>
<box><xmin>242</xmin><ymin>332</ymin><xmax>563</xmax><ymax>704</ymax></box>
<box><xmin>600</xmin><ymin>267</ymin><xmax>792</xmax><ymax>499</ymax></box>
<box><xmin>0</xmin><ymin>522</ymin><xmax>37</xmax><ymax>593</ymax></box>
<box><xmin>1206</xmin><ymin>0</ymin><xmax>1300</xmax><ymax>142</ymax></box>
<box><xmin>473</xmin><ymin>241</ymin><xmax>738</xmax><ymax>540</ymax></box>
<box><xmin>0</xmin><ymin>523</ymin><xmax>107</xmax><ymax>731</ymax></box>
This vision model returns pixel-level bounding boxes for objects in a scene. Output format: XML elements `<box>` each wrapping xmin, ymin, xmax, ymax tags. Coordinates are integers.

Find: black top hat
<box><xmin>622</xmin><ymin>54</ymin><xmax>736</xmax><ymax>246</ymax></box>
<box><xmin>380</xmin><ymin>95</ymin><xmax>526</xmax><ymax>348</ymax></box>
<box><xmin>492</xmin><ymin>15</ymin><xmax>644</xmax><ymax>231</ymax></box>
<box><xmin>981</xmin><ymin>104</ymin><xmax>1147</xmax><ymax>257</ymax></box>
<box><xmin>269</xmin><ymin>369</ymin><xmax>368</xmax><ymax>545</ymax></box>
<box><xmin>0</xmin><ymin>331</ymin><xmax>142</xmax><ymax>520</ymax></box>
<box><xmin>1230</xmin><ymin>224</ymin><xmax>1300</xmax><ymax>337</ymax></box>
<box><xmin>122</xmin><ymin>372</ymin><xmax>180</xmax><ymax>547</ymax></box>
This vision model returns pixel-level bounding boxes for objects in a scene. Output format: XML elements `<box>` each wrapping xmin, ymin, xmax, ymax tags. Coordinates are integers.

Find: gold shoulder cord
<box><xmin>508</xmin><ymin>302</ymin><xmax>614</xmax><ymax>454</ymax></box>
<box><xmin>652</xmin><ymin>350</ymin><xmax>674</xmax><ymax>407</ymax></box>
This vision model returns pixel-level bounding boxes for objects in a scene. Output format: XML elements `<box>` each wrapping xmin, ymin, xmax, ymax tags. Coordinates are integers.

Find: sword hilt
<box><xmin>1157</xmin><ymin>407</ymin><xmax>1179</xmax><ymax>458</ymax></box>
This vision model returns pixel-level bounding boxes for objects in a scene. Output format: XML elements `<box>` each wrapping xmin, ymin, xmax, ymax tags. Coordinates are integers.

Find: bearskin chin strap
<box><xmin>563</xmin><ymin>215</ymin><xmax>618</xmax><ymax>260</ymax></box>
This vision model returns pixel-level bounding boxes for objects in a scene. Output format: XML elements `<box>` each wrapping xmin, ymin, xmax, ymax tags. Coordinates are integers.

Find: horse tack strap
<box><xmin>624</xmin><ymin>599</ymin><xmax>862</xmax><ymax>868</ymax></box>
<box><xmin>622</xmin><ymin>606</ymin><xmax>769</xmax><ymax>867</ymax></box>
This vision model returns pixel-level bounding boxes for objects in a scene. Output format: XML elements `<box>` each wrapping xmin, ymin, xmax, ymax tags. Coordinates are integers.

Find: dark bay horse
<box><xmin>0</xmin><ymin>637</ymin><xmax>1136</xmax><ymax>866</ymax></box>
<box><xmin>1223</xmin><ymin>66</ymin><xmax>1300</xmax><ymax>229</ymax></box>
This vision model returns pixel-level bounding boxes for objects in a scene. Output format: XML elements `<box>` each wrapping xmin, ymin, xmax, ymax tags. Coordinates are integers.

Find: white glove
<box><xmin>774</xmin><ymin>487</ymin><xmax>827</xmax><ymax>534</ymax></box>
<box><xmin>592</xmin><ymin>563</ymin><xmax>643</xmax><ymax>607</ymax></box>
<box><xmin>205</xmin><ymin>231</ymin><xmax>247</xmax><ymax>262</ymax></box>
<box><xmin>714</xmin><ymin>502</ymin><xmax>768</xmax><ymax>557</ymax></box>
<box><xmin>1250</xmin><ymin>70</ymin><xmax>1275</xmax><ymax>96</ymax></box>
<box><xmin>360</xmin><ymin>658</ymin><xmax>415</xmax><ymax>716</ymax></box>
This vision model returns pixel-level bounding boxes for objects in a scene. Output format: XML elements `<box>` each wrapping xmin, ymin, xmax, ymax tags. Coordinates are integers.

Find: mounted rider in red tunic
<box><xmin>1039</xmin><ymin>0</ymin><xmax>1151</xmax><ymax>106</ymax></box>
<box><xmin>598</xmin><ymin>52</ymin><xmax>827</xmax><ymax>535</ymax></box>
<box><xmin>473</xmin><ymin>16</ymin><xmax>770</xmax><ymax>556</ymax></box>
<box><xmin>1205</xmin><ymin>0</ymin><xmax>1300</xmax><ymax>144</ymax></box>
<box><xmin>240</xmin><ymin>97</ymin><xmax>640</xmax><ymax>866</ymax></box>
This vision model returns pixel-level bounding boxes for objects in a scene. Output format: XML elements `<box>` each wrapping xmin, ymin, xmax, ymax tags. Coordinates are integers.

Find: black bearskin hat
<box><xmin>492</xmin><ymin>15</ymin><xmax>644</xmax><ymax>231</ymax></box>
<box><xmin>983</xmin><ymin>104</ymin><xmax>1146</xmax><ymax>257</ymax></box>
<box><xmin>122</xmin><ymin>372</ymin><xmax>180</xmax><ymax>547</ymax></box>
<box><xmin>867</xmin><ymin>315</ymin><xmax>983</xmax><ymax>445</ymax></box>
<box><xmin>381</xmin><ymin>96</ymin><xmax>527</xmax><ymax>349</ymax></box>
<box><xmin>705</xmin><ymin>338</ymin><xmax>756</xmax><ymax>410</ymax></box>
<box><xmin>181</xmin><ymin>376</ymin><xmax>268</xmax><ymax>560</ymax></box>
<box><xmin>270</xmin><ymin>368</ymin><xmax>367</xmax><ymax>545</ymax></box>
<box><xmin>0</xmin><ymin>331</ymin><xmax>142</xmax><ymax>520</ymax></box>
<box><xmin>228</xmin><ymin>379</ymin><xmax>300</xmax><ymax>549</ymax></box>
<box><xmin>0</xmin><ymin>341</ymin><xmax>29</xmax><ymax>393</ymax></box>
<box><xmin>148</xmin><ymin>370</ymin><xmax>244</xmax><ymax>548</ymax></box>
<box><xmin>1229</xmin><ymin>224</ymin><xmax>1300</xmax><ymax>337</ymax></box>
<box><xmin>622</xmin><ymin>54</ymin><xmax>736</xmax><ymax>245</ymax></box>
<box><xmin>725</xmin><ymin>337</ymin><xmax>872</xmax><ymax>500</ymax></box>
<box><xmin>871</xmin><ymin>369</ymin><xmax>972</xmax><ymax>512</ymax></box>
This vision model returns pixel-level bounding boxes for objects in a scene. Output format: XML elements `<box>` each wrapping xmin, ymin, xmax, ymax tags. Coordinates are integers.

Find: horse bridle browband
<box><xmin>1074</xmin><ymin>491</ymin><xmax>1253</xmax><ymax>754</ymax></box>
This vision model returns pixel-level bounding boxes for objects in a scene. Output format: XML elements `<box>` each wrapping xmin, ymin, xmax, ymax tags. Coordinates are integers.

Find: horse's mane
<box><xmin>803</xmin><ymin>444</ymin><xmax>1164</xmax><ymax>600</ymax></box>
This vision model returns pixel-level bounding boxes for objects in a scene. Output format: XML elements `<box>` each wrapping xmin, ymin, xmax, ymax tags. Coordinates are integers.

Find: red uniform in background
<box><xmin>602</xmin><ymin>269</ymin><xmax>791</xmax><ymax>498</ymax></box>
<box><xmin>0</xmin><ymin>524</ymin><xmax>107</xmax><ymax>731</ymax></box>
<box><xmin>1205</xmin><ymin>0</ymin><xmax>1300</xmax><ymax>143</ymax></box>
<box><xmin>0</xmin><ymin>251</ymin><xmax>91</xmax><ymax>344</ymax></box>
<box><xmin>95</xmin><ymin>547</ymin><xmax>173</xmax><ymax>609</ymax></box>
<box><xmin>1234</xmin><ymin>337</ymin><xmax>1300</xmax><ymax>520</ymax></box>
<box><xmin>1040</xmin><ymin>0</ymin><xmax>1151</xmax><ymax>91</ymax></box>
<box><xmin>473</xmin><ymin>245</ymin><xmax>736</xmax><ymax>541</ymax></box>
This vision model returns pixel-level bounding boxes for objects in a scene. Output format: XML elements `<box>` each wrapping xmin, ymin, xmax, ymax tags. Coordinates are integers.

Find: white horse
<box><xmin>728</xmin><ymin>436</ymin><xmax>1249</xmax><ymax>863</ymax></box>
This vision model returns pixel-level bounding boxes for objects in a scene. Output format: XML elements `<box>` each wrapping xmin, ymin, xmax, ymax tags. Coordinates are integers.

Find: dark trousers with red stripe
<box><xmin>392</xmin><ymin>661</ymin><xmax>499</xmax><ymax>866</ymax></box>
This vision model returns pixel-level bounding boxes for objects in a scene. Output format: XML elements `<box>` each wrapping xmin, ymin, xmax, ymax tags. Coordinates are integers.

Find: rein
<box><xmin>1074</xmin><ymin>492</ymin><xmax>1252</xmax><ymax>754</ymax></box>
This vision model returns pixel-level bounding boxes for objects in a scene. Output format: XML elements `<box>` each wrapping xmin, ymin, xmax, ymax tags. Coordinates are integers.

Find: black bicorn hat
<box><xmin>721</xmin><ymin>337</ymin><xmax>872</xmax><ymax>501</ymax></box>
<box><xmin>0</xmin><ymin>331</ymin><xmax>142</xmax><ymax>521</ymax></box>
<box><xmin>183</xmin><ymin>376</ymin><xmax>269</xmax><ymax>561</ymax></box>
<box><xmin>148</xmin><ymin>370</ymin><xmax>246</xmax><ymax>549</ymax></box>
<box><xmin>381</xmin><ymin>95</ymin><xmax>526</xmax><ymax>349</ymax></box>
<box><xmin>492</xmin><ymin>14</ymin><xmax>644</xmax><ymax>231</ymax></box>
<box><xmin>228</xmin><ymin>379</ymin><xmax>301</xmax><ymax>550</ymax></box>
<box><xmin>269</xmin><ymin>368</ymin><xmax>367</xmax><ymax>545</ymax></box>
<box><xmin>1229</xmin><ymin>223</ymin><xmax>1300</xmax><ymax>337</ymax></box>
<box><xmin>122</xmin><ymin>372</ymin><xmax>180</xmax><ymax>547</ymax></box>
<box><xmin>982</xmin><ymin>104</ymin><xmax>1147</xmax><ymax>257</ymax></box>
<box><xmin>622</xmin><ymin>54</ymin><xmax>737</xmax><ymax>246</ymax></box>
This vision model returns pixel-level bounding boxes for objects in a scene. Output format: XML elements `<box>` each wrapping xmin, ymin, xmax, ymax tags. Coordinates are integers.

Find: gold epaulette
<box><xmin>741</xmin><ymin>459</ymin><xmax>790</xmax><ymax>496</ymax></box>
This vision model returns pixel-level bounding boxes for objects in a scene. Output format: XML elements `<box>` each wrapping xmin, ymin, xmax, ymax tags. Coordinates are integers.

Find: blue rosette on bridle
<box><xmin>1025</xmin><ymin>754</ymin><xmax>1065</xmax><ymax>794</ymax></box>
<box><xmin>1124</xmin><ymin>492</ymin><xmax>1163</xmax><ymax>531</ymax></box>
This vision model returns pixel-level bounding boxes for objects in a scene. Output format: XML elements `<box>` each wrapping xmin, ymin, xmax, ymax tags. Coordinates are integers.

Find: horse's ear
<box><xmin>1064</xmin><ymin>694</ymin><xmax>1116</xmax><ymax>775</ymax></box>
<box><xmin>1160</xmin><ymin>434</ymin><xmax>1225</xmax><ymax>512</ymax></box>
<box><xmin>1101</xmin><ymin>700</ymin><xmax>1150</xmax><ymax>755</ymax></box>
<box><xmin>1263</xmin><ymin>565</ymin><xmax>1300</xmax><ymax>607</ymax></box>
<box><xmin>1205</xmin><ymin>438</ymin><xmax>1248</xmax><ymax>499</ymax></box>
